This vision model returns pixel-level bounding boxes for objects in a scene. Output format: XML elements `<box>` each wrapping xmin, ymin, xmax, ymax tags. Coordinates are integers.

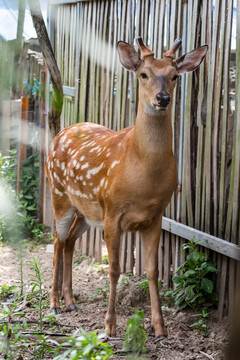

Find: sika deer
<box><xmin>46</xmin><ymin>37</ymin><xmax>208</xmax><ymax>338</ymax></box>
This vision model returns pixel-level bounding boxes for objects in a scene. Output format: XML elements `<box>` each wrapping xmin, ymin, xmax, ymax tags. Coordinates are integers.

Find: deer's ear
<box><xmin>175</xmin><ymin>45</ymin><xmax>208</xmax><ymax>74</ymax></box>
<box><xmin>117</xmin><ymin>41</ymin><xmax>142</xmax><ymax>72</ymax></box>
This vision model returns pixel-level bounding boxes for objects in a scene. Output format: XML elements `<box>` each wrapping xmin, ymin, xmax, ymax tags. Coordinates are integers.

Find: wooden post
<box><xmin>17</xmin><ymin>97</ymin><xmax>28</xmax><ymax>192</ymax></box>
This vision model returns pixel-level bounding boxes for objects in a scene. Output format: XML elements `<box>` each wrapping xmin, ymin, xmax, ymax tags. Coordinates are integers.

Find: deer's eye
<box><xmin>172</xmin><ymin>74</ymin><xmax>179</xmax><ymax>81</ymax></box>
<box><xmin>140</xmin><ymin>73</ymin><xmax>148</xmax><ymax>80</ymax></box>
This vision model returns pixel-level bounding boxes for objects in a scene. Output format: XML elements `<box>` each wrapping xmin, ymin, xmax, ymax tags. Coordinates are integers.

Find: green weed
<box><xmin>172</xmin><ymin>239</ymin><xmax>218</xmax><ymax>311</ymax></box>
<box><xmin>93</xmin><ymin>284</ymin><xmax>110</xmax><ymax>301</ymax></box>
<box><xmin>0</xmin><ymin>303</ymin><xmax>28</xmax><ymax>359</ymax></box>
<box><xmin>27</xmin><ymin>257</ymin><xmax>51</xmax><ymax>332</ymax></box>
<box><xmin>136</xmin><ymin>278</ymin><xmax>162</xmax><ymax>294</ymax></box>
<box><xmin>123</xmin><ymin>308</ymin><xmax>148</xmax><ymax>354</ymax></box>
<box><xmin>190</xmin><ymin>309</ymin><xmax>211</xmax><ymax>336</ymax></box>
<box><xmin>54</xmin><ymin>329</ymin><xmax>114</xmax><ymax>359</ymax></box>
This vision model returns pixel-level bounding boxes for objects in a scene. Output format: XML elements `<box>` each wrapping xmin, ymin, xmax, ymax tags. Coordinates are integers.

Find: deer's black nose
<box><xmin>156</xmin><ymin>93</ymin><xmax>170</xmax><ymax>107</ymax></box>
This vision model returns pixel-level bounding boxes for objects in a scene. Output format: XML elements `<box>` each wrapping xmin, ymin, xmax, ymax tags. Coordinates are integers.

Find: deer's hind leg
<box><xmin>62</xmin><ymin>212</ymin><xmax>89</xmax><ymax>311</ymax></box>
<box><xmin>51</xmin><ymin>230</ymin><xmax>64</xmax><ymax>314</ymax></box>
<box><xmin>50</xmin><ymin>203</ymin><xmax>88</xmax><ymax>314</ymax></box>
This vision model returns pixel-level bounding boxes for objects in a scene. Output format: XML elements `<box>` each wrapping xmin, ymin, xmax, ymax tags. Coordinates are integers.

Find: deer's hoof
<box><xmin>51</xmin><ymin>307</ymin><xmax>61</xmax><ymax>315</ymax></box>
<box><xmin>153</xmin><ymin>334</ymin><xmax>167</xmax><ymax>343</ymax></box>
<box><xmin>66</xmin><ymin>303</ymin><xmax>78</xmax><ymax>312</ymax></box>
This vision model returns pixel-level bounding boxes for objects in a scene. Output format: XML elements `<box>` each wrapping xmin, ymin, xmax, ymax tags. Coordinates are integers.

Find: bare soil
<box><xmin>0</xmin><ymin>245</ymin><xmax>229</xmax><ymax>359</ymax></box>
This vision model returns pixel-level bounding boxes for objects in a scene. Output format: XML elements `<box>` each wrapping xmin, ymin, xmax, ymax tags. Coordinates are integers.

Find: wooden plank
<box><xmin>219</xmin><ymin>0</ymin><xmax>233</xmax><ymax>236</ymax></box>
<box><xmin>162</xmin><ymin>217</ymin><xmax>240</xmax><ymax>261</ymax></box>
<box><xmin>82</xmin><ymin>230</ymin><xmax>89</xmax><ymax>256</ymax></box>
<box><xmin>158</xmin><ymin>232</ymin><xmax>164</xmax><ymax>280</ymax></box>
<box><xmin>135</xmin><ymin>233</ymin><xmax>142</xmax><ymax>275</ymax></box>
<box><xmin>211</xmin><ymin>0</ymin><xmax>226</xmax><ymax>235</ymax></box>
<box><xmin>163</xmin><ymin>232</ymin><xmax>170</xmax><ymax>287</ymax></box>
<box><xmin>126</xmin><ymin>232</ymin><xmax>134</xmax><ymax>272</ymax></box>
<box><xmin>89</xmin><ymin>227</ymin><xmax>95</xmax><ymax>258</ymax></box>
<box><xmin>75</xmin><ymin>237</ymin><xmax>82</xmax><ymax>252</ymax></box>
<box><xmin>225</xmin><ymin>0</ymin><xmax>240</xmax><ymax>244</ymax></box>
<box><xmin>120</xmin><ymin>233</ymin><xmax>127</xmax><ymax>273</ymax></box>
<box><xmin>158</xmin><ymin>0</ymin><xmax>165</xmax><ymax>57</ymax></box>
<box><xmin>218</xmin><ymin>256</ymin><xmax>228</xmax><ymax>319</ymax></box>
<box><xmin>95</xmin><ymin>229</ymin><xmax>102</xmax><ymax>263</ymax></box>
<box><xmin>141</xmin><ymin>236</ymin><xmax>145</xmax><ymax>275</ymax></box>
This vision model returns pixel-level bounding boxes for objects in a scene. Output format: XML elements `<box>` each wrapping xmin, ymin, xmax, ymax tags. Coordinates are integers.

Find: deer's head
<box><xmin>117</xmin><ymin>37</ymin><xmax>208</xmax><ymax>115</ymax></box>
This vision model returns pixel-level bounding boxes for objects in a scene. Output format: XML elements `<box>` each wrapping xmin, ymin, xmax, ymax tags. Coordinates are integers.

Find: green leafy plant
<box><xmin>0</xmin><ymin>303</ymin><xmax>29</xmax><ymax>359</ymax></box>
<box><xmin>0</xmin><ymin>151</ymin><xmax>52</xmax><ymax>245</ymax></box>
<box><xmin>27</xmin><ymin>257</ymin><xmax>51</xmax><ymax>332</ymax></box>
<box><xmin>122</xmin><ymin>308</ymin><xmax>148</xmax><ymax>354</ymax></box>
<box><xmin>102</xmin><ymin>255</ymin><xmax>109</xmax><ymax>264</ymax></box>
<box><xmin>93</xmin><ymin>284</ymin><xmax>110</xmax><ymax>301</ymax></box>
<box><xmin>54</xmin><ymin>329</ymin><xmax>114</xmax><ymax>359</ymax></box>
<box><xmin>190</xmin><ymin>308</ymin><xmax>211</xmax><ymax>336</ymax></box>
<box><xmin>164</xmin><ymin>288</ymin><xmax>175</xmax><ymax>307</ymax></box>
<box><xmin>172</xmin><ymin>239</ymin><xmax>218</xmax><ymax>310</ymax></box>
<box><xmin>0</xmin><ymin>149</ymin><xmax>17</xmax><ymax>188</ymax></box>
<box><xmin>19</xmin><ymin>153</ymin><xmax>40</xmax><ymax>216</ymax></box>
<box><xmin>32</xmin><ymin>333</ymin><xmax>58</xmax><ymax>359</ymax></box>
<box><xmin>136</xmin><ymin>278</ymin><xmax>162</xmax><ymax>294</ymax></box>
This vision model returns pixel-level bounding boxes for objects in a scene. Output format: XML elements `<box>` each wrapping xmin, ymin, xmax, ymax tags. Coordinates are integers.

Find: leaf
<box><xmin>27</xmin><ymin>205</ymin><xmax>36</xmax><ymax>211</ymax></box>
<box><xmin>172</xmin><ymin>276</ymin><xmax>182</xmax><ymax>283</ymax></box>
<box><xmin>201</xmin><ymin>278</ymin><xmax>213</xmax><ymax>294</ymax></box>
<box><xmin>185</xmin><ymin>285</ymin><xmax>196</xmax><ymax>300</ymax></box>
<box><xmin>183</xmin><ymin>269</ymin><xmax>196</xmax><ymax>278</ymax></box>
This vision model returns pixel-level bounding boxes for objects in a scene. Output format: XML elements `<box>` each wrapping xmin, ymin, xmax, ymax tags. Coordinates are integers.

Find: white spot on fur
<box><xmin>111</xmin><ymin>160</ymin><xmax>120</xmax><ymax>168</ymax></box>
<box><xmin>89</xmin><ymin>145</ymin><xmax>101</xmax><ymax>153</ymax></box>
<box><xmin>72</xmin><ymin>150</ymin><xmax>79</xmax><ymax>158</ymax></box>
<box><xmin>60</xmin><ymin>135</ymin><xmax>67</xmax><ymax>143</ymax></box>
<box><xmin>99</xmin><ymin>177</ymin><xmax>105</xmax><ymax>187</ymax></box>
<box><xmin>86</xmin><ymin>163</ymin><xmax>104</xmax><ymax>179</ymax></box>
<box><xmin>54</xmin><ymin>188</ymin><xmax>63</xmax><ymax>196</ymax></box>
<box><xmin>104</xmin><ymin>179</ymin><xmax>108</xmax><ymax>189</ymax></box>
<box><xmin>82</xmin><ymin>163</ymin><xmax>89</xmax><ymax>170</ymax></box>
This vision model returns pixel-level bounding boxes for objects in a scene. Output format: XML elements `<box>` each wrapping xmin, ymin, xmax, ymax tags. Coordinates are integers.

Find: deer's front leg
<box><xmin>141</xmin><ymin>217</ymin><xmax>168</xmax><ymax>338</ymax></box>
<box><xmin>50</xmin><ymin>231</ymin><xmax>64</xmax><ymax>314</ymax></box>
<box><xmin>104</xmin><ymin>220</ymin><xmax>121</xmax><ymax>336</ymax></box>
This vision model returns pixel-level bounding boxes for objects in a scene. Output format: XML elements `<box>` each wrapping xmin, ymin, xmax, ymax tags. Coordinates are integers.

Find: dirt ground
<box><xmin>0</xmin><ymin>244</ymin><xmax>229</xmax><ymax>360</ymax></box>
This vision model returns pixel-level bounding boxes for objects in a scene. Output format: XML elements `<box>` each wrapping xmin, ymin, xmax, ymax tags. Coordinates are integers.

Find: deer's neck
<box><xmin>132</xmin><ymin>102</ymin><xmax>174</xmax><ymax>162</ymax></box>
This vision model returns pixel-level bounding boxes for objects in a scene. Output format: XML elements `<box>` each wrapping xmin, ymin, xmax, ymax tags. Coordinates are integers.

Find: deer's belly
<box><xmin>119</xmin><ymin>201</ymin><xmax>164</xmax><ymax>232</ymax></box>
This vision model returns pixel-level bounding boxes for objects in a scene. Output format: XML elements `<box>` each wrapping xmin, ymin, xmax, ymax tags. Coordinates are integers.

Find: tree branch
<box><xmin>28</xmin><ymin>0</ymin><xmax>63</xmax><ymax>138</ymax></box>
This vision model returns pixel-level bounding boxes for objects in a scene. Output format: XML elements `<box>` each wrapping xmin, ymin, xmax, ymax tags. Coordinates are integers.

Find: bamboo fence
<box><xmin>46</xmin><ymin>0</ymin><xmax>239</xmax><ymax>318</ymax></box>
